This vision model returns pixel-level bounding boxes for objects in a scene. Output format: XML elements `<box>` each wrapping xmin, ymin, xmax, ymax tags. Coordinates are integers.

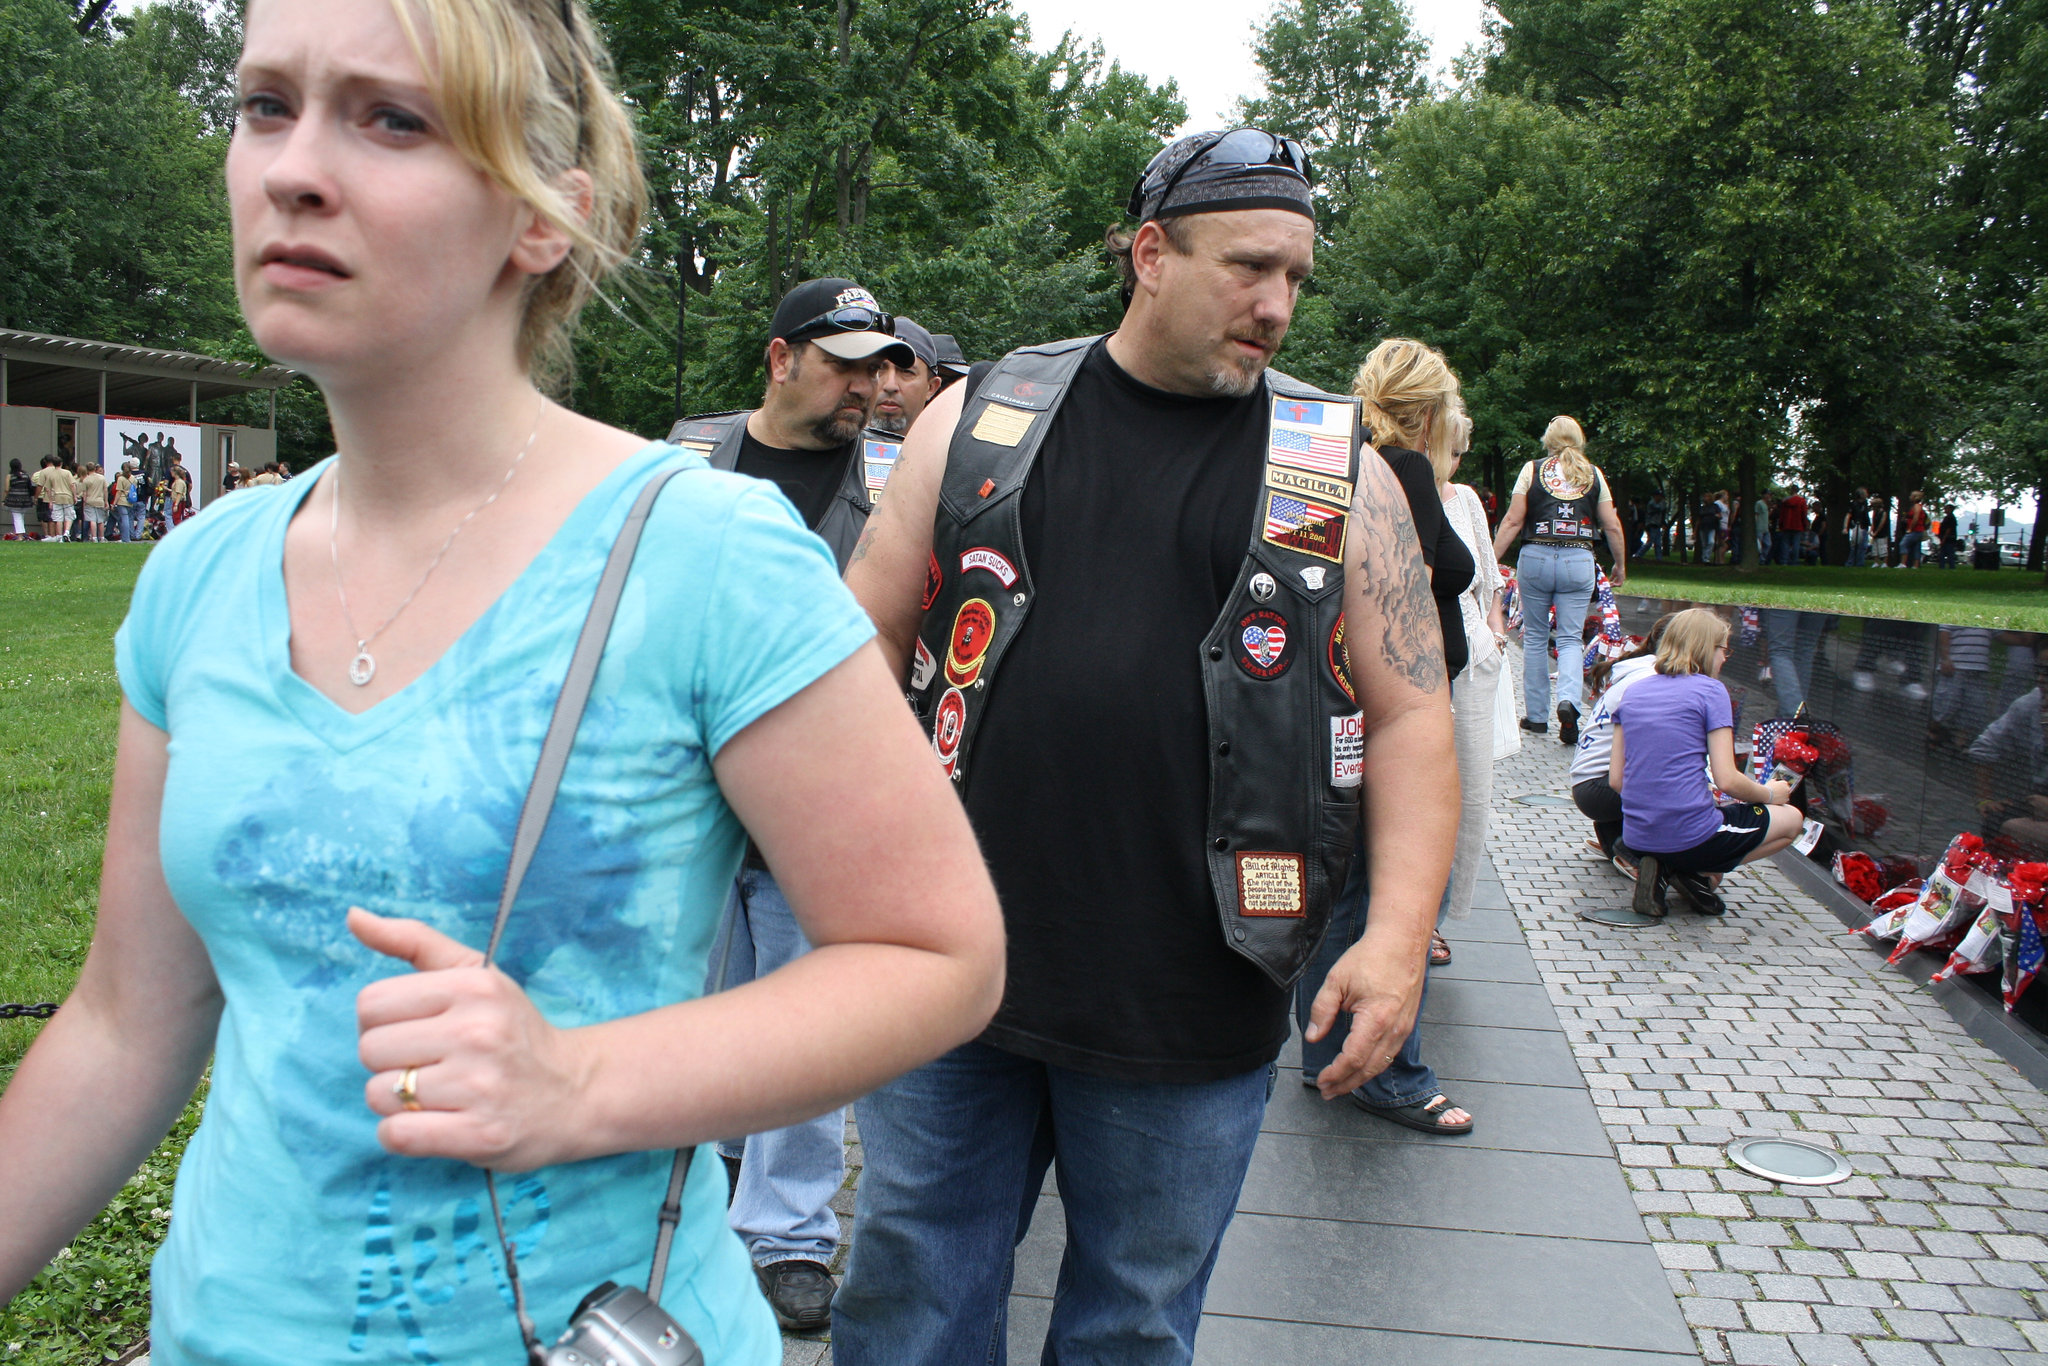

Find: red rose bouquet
<box><xmin>1833</xmin><ymin>850</ymin><xmax>1884</xmax><ymax>904</ymax></box>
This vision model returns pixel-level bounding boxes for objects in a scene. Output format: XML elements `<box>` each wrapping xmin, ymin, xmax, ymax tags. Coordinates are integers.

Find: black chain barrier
<box><xmin>0</xmin><ymin>1003</ymin><xmax>60</xmax><ymax>1020</ymax></box>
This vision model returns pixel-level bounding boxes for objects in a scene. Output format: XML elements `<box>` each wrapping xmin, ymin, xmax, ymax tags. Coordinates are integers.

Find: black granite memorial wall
<box><xmin>1613</xmin><ymin>595</ymin><xmax>2048</xmax><ymax>1040</ymax></box>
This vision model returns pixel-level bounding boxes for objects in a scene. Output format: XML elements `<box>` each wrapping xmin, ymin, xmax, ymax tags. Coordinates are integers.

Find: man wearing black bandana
<box><xmin>834</xmin><ymin>130</ymin><xmax>1457</xmax><ymax>1363</ymax></box>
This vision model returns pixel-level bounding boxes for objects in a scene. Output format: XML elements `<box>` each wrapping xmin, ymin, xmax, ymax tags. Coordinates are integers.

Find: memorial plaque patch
<box><xmin>1236</xmin><ymin>852</ymin><xmax>1306</xmax><ymax>917</ymax></box>
<box><xmin>970</xmin><ymin>402</ymin><xmax>1034</xmax><ymax>448</ymax></box>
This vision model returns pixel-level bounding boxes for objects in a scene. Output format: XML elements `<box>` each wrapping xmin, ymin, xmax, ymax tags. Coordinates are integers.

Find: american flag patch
<box><xmin>862</xmin><ymin>438</ymin><xmax>901</xmax><ymax>500</ymax></box>
<box><xmin>1269</xmin><ymin>427</ymin><xmax>1351</xmax><ymax>478</ymax></box>
<box><xmin>1262</xmin><ymin>491</ymin><xmax>1346</xmax><ymax>562</ymax></box>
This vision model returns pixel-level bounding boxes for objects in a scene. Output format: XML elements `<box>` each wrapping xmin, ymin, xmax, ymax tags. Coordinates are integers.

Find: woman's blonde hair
<box><xmin>1352</xmin><ymin>338</ymin><xmax>1460</xmax><ymax>453</ymax></box>
<box><xmin>1655</xmin><ymin>608</ymin><xmax>1729</xmax><ymax>677</ymax></box>
<box><xmin>1540</xmin><ymin>415</ymin><xmax>1595</xmax><ymax>493</ymax></box>
<box><xmin>1427</xmin><ymin>394</ymin><xmax>1470</xmax><ymax>484</ymax></box>
<box><xmin>387</xmin><ymin>0</ymin><xmax>646</xmax><ymax>391</ymax></box>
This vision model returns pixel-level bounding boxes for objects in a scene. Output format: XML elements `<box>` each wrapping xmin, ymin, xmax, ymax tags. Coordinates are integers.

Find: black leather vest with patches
<box><xmin>913</xmin><ymin>336</ymin><xmax>1366</xmax><ymax>988</ymax></box>
<box><xmin>1522</xmin><ymin>455</ymin><xmax>1601</xmax><ymax>547</ymax></box>
<box><xmin>667</xmin><ymin>411</ymin><xmax>902</xmax><ymax>572</ymax></box>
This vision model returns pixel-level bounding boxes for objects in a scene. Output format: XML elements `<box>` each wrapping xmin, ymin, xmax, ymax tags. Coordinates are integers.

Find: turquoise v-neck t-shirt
<box><xmin>113</xmin><ymin>442</ymin><xmax>874</xmax><ymax>1365</ymax></box>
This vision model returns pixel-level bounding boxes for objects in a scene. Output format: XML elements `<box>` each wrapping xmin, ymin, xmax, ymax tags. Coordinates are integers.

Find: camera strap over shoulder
<box><xmin>476</xmin><ymin>464</ymin><xmax>696</xmax><ymax>1362</ymax></box>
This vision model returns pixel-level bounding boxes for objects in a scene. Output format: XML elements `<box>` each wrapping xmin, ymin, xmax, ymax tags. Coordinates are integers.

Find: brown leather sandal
<box><xmin>1429</xmin><ymin>932</ymin><xmax>1452</xmax><ymax>966</ymax></box>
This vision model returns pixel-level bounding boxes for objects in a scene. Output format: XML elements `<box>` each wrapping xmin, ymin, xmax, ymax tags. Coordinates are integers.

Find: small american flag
<box><xmin>2009</xmin><ymin>906</ymin><xmax>2045</xmax><ymax>1012</ymax></box>
<box><xmin>1270</xmin><ymin>427</ymin><xmax>1350</xmax><ymax>477</ymax></box>
<box><xmin>1266</xmin><ymin>492</ymin><xmax>1343</xmax><ymax>538</ymax></box>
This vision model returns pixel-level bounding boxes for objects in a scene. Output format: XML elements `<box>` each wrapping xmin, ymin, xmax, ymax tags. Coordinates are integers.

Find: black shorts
<box><xmin>1653</xmin><ymin>802</ymin><xmax>1773</xmax><ymax>875</ymax></box>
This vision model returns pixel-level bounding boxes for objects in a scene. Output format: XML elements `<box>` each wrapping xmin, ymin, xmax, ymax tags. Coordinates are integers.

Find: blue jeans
<box><xmin>1294</xmin><ymin>846</ymin><xmax>1438</xmax><ymax>1107</ymax></box>
<box><xmin>1761</xmin><ymin>609</ymin><xmax>1828</xmax><ymax>716</ymax></box>
<box><xmin>706</xmin><ymin>868</ymin><xmax>844</xmax><ymax>1266</ymax></box>
<box><xmin>1516</xmin><ymin>542</ymin><xmax>1597</xmax><ymax>721</ymax></box>
<box><xmin>833</xmin><ymin>1043</ymin><xmax>1269</xmax><ymax>1365</ymax></box>
<box><xmin>113</xmin><ymin>504</ymin><xmax>137</xmax><ymax>542</ymax></box>
<box><xmin>1847</xmin><ymin>527</ymin><xmax>1869</xmax><ymax>567</ymax></box>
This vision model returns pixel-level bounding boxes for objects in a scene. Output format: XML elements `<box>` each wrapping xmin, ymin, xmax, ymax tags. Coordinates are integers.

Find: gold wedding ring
<box><xmin>395</xmin><ymin>1066</ymin><xmax>423</xmax><ymax>1112</ymax></box>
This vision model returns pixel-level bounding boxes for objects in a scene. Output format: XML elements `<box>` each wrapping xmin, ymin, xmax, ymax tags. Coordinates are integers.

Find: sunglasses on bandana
<box><xmin>788</xmin><ymin>305</ymin><xmax>895</xmax><ymax>342</ymax></box>
<box><xmin>1126</xmin><ymin>129</ymin><xmax>1313</xmax><ymax>219</ymax></box>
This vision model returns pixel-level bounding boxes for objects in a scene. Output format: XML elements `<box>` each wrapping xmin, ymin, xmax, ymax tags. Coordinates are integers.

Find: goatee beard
<box><xmin>810</xmin><ymin>409</ymin><xmax>865</xmax><ymax>446</ymax></box>
<box><xmin>871</xmin><ymin>410</ymin><xmax>910</xmax><ymax>436</ymax></box>
<box><xmin>1204</xmin><ymin>350</ymin><xmax>1266</xmax><ymax>398</ymax></box>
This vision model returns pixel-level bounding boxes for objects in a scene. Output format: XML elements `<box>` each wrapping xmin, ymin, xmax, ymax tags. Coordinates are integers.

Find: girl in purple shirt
<box><xmin>1609</xmin><ymin>609</ymin><xmax>1802</xmax><ymax>916</ymax></box>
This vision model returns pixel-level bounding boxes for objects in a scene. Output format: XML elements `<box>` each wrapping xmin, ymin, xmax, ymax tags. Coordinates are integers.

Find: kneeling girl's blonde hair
<box><xmin>1655</xmin><ymin>608</ymin><xmax>1730</xmax><ymax>677</ymax></box>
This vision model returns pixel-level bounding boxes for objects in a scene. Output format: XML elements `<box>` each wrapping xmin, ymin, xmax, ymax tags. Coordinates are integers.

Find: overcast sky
<box><xmin>1010</xmin><ymin>0</ymin><xmax>1492</xmax><ymax>129</ymax></box>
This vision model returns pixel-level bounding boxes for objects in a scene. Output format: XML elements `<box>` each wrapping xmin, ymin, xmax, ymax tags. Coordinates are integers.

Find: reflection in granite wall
<box><xmin>1612</xmin><ymin>596</ymin><xmax>2047</xmax><ymax>1036</ymax></box>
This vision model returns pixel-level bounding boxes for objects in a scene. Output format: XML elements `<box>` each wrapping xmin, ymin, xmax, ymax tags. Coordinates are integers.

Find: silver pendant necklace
<box><xmin>328</xmin><ymin>402</ymin><xmax>546</xmax><ymax>687</ymax></box>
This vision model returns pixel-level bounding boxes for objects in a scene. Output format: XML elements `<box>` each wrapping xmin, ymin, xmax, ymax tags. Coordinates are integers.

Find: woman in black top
<box><xmin>3</xmin><ymin>459</ymin><xmax>33</xmax><ymax>540</ymax></box>
<box><xmin>1292</xmin><ymin>337</ymin><xmax>1475</xmax><ymax>1137</ymax></box>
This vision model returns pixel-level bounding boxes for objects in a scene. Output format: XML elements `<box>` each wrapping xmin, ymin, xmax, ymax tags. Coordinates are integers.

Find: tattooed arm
<box><xmin>1304</xmin><ymin>450</ymin><xmax>1460</xmax><ymax>1099</ymax></box>
<box><xmin>844</xmin><ymin>381</ymin><xmax>964</xmax><ymax>683</ymax></box>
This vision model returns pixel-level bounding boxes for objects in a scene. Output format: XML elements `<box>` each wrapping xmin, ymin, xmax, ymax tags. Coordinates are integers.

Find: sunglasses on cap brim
<box><xmin>786</xmin><ymin>304</ymin><xmax>894</xmax><ymax>343</ymax></box>
<box><xmin>1126</xmin><ymin>129</ymin><xmax>1313</xmax><ymax>219</ymax></box>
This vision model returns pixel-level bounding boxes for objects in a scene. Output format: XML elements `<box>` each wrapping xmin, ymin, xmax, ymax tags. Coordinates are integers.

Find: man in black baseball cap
<box><xmin>665</xmin><ymin>275</ymin><xmax>913</xmax><ymax>1334</ymax></box>
<box><xmin>930</xmin><ymin>333</ymin><xmax>970</xmax><ymax>389</ymax></box>
<box><xmin>833</xmin><ymin>129</ymin><xmax>1454</xmax><ymax>1363</ymax></box>
<box><xmin>871</xmin><ymin>318</ymin><xmax>942</xmax><ymax>437</ymax></box>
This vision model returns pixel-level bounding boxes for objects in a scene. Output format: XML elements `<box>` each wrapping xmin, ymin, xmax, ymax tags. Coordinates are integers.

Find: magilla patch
<box><xmin>1235</xmin><ymin>609</ymin><xmax>1294</xmax><ymax>680</ymax></box>
<box><xmin>1236</xmin><ymin>852</ymin><xmax>1306</xmax><ymax>917</ymax></box>
<box><xmin>945</xmin><ymin>598</ymin><xmax>997</xmax><ymax>687</ymax></box>
<box><xmin>959</xmin><ymin>547</ymin><xmax>1019</xmax><ymax>587</ymax></box>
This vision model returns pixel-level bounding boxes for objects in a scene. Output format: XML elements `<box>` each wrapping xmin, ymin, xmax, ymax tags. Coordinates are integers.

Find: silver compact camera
<box><xmin>544</xmin><ymin>1282</ymin><xmax>703</xmax><ymax>1366</ymax></box>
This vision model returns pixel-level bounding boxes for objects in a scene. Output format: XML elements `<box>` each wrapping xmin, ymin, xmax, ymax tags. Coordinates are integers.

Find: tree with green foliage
<box><xmin>1319</xmin><ymin>94</ymin><xmax>1600</xmax><ymax>491</ymax></box>
<box><xmin>1235</xmin><ymin>0</ymin><xmax>1429</xmax><ymax>213</ymax></box>
<box><xmin>1582</xmin><ymin>0</ymin><xmax>1947</xmax><ymax>564</ymax></box>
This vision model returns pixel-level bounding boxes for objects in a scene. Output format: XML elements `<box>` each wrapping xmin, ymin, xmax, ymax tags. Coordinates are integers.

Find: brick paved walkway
<box><xmin>1490</xmin><ymin>707</ymin><xmax>2048</xmax><ymax>1366</ymax></box>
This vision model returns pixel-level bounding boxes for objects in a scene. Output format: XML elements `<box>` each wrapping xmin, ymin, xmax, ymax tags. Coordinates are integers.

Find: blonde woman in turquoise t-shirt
<box><xmin>0</xmin><ymin>1</ymin><xmax>1003</xmax><ymax>1361</ymax></box>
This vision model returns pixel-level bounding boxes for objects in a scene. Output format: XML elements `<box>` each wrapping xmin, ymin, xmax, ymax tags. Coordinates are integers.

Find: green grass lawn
<box><xmin>0</xmin><ymin>541</ymin><xmax>202</xmax><ymax>1364</ymax></box>
<box><xmin>1621</xmin><ymin>561</ymin><xmax>2048</xmax><ymax>629</ymax></box>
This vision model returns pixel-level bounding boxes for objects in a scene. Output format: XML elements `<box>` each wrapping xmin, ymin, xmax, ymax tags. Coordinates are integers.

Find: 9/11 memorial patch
<box><xmin>1236</xmin><ymin>852</ymin><xmax>1306</xmax><ymax>917</ymax></box>
<box><xmin>1262</xmin><ymin>490</ymin><xmax>1347</xmax><ymax>563</ymax></box>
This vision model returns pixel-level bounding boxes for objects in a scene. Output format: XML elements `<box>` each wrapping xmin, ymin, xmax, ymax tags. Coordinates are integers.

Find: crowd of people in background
<box><xmin>2</xmin><ymin>454</ymin><xmax>190</xmax><ymax>543</ymax></box>
<box><xmin>0</xmin><ymin>454</ymin><xmax>295</xmax><ymax>544</ymax></box>
<box><xmin>1620</xmin><ymin>483</ymin><xmax>2015</xmax><ymax>570</ymax></box>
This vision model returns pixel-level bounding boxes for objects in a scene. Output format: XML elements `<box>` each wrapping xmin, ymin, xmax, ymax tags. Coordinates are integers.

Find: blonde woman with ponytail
<box><xmin>1491</xmin><ymin>415</ymin><xmax>1626</xmax><ymax>745</ymax></box>
<box><xmin>0</xmin><ymin>0</ymin><xmax>1003</xmax><ymax>1360</ymax></box>
<box><xmin>1290</xmin><ymin>339</ymin><xmax>1478</xmax><ymax>1138</ymax></box>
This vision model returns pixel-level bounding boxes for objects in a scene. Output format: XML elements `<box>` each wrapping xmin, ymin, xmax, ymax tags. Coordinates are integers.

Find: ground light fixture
<box><xmin>1724</xmin><ymin>1136</ymin><xmax>1854</xmax><ymax>1186</ymax></box>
